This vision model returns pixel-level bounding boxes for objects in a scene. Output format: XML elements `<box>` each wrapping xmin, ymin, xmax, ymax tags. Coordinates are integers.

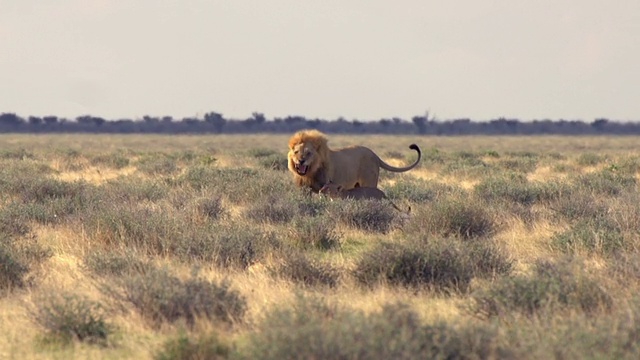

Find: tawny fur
<box><xmin>319</xmin><ymin>182</ymin><xmax>411</xmax><ymax>214</ymax></box>
<box><xmin>287</xmin><ymin>129</ymin><xmax>421</xmax><ymax>193</ymax></box>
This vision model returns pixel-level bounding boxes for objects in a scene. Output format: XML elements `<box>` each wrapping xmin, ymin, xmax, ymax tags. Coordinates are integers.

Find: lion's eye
<box><xmin>293</xmin><ymin>150</ymin><xmax>299</xmax><ymax>155</ymax></box>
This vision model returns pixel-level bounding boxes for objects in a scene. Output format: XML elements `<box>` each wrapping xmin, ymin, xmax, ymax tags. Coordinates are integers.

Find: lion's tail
<box><xmin>378</xmin><ymin>144</ymin><xmax>421</xmax><ymax>172</ymax></box>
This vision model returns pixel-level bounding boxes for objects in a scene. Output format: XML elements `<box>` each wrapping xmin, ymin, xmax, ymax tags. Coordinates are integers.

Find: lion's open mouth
<box><xmin>295</xmin><ymin>163</ymin><xmax>309</xmax><ymax>175</ymax></box>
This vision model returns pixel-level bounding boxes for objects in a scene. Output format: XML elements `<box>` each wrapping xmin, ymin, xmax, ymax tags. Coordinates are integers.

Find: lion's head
<box><xmin>287</xmin><ymin>129</ymin><xmax>329</xmax><ymax>179</ymax></box>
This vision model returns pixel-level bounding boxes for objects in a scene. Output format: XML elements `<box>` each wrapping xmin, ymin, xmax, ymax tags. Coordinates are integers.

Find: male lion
<box><xmin>319</xmin><ymin>182</ymin><xmax>411</xmax><ymax>214</ymax></box>
<box><xmin>287</xmin><ymin>129</ymin><xmax>421</xmax><ymax>192</ymax></box>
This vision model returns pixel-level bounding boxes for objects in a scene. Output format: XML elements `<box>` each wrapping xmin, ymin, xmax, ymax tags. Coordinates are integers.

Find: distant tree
<box><xmin>204</xmin><ymin>112</ymin><xmax>226</xmax><ymax>132</ymax></box>
<box><xmin>28</xmin><ymin>116</ymin><xmax>43</xmax><ymax>126</ymax></box>
<box><xmin>0</xmin><ymin>113</ymin><xmax>24</xmax><ymax>127</ymax></box>
<box><xmin>43</xmin><ymin>116</ymin><xmax>58</xmax><ymax>125</ymax></box>
<box><xmin>591</xmin><ymin>118</ymin><xmax>609</xmax><ymax>132</ymax></box>
<box><xmin>412</xmin><ymin>115</ymin><xmax>427</xmax><ymax>134</ymax></box>
<box><xmin>76</xmin><ymin>115</ymin><xmax>105</xmax><ymax>127</ymax></box>
<box><xmin>183</xmin><ymin>117</ymin><xmax>200</xmax><ymax>126</ymax></box>
<box><xmin>251</xmin><ymin>112</ymin><xmax>266</xmax><ymax>125</ymax></box>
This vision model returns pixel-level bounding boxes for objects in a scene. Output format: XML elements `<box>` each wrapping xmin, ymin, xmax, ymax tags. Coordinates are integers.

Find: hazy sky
<box><xmin>1</xmin><ymin>1</ymin><xmax>639</xmax><ymax>121</ymax></box>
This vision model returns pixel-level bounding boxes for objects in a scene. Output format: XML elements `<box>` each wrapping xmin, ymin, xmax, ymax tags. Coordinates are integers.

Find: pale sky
<box><xmin>1</xmin><ymin>0</ymin><xmax>639</xmax><ymax>122</ymax></box>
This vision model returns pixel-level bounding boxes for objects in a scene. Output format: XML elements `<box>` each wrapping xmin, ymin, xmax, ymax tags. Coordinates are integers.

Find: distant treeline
<box><xmin>0</xmin><ymin>112</ymin><xmax>638</xmax><ymax>135</ymax></box>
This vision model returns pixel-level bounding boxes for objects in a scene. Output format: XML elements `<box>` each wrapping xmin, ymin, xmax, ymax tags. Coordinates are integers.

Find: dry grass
<box><xmin>1</xmin><ymin>133</ymin><xmax>640</xmax><ymax>359</ymax></box>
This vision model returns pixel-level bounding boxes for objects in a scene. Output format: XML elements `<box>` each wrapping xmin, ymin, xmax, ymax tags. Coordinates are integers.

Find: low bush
<box><xmin>552</xmin><ymin>218</ymin><xmax>626</xmax><ymax>255</ymax></box>
<box><xmin>475</xmin><ymin>173</ymin><xmax>563</xmax><ymax>206</ymax></box>
<box><xmin>90</xmin><ymin>153</ymin><xmax>130</xmax><ymax>169</ymax></box>
<box><xmin>178</xmin><ymin>223</ymin><xmax>279</xmax><ymax>269</ymax></box>
<box><xmin>1</xmin><ymin>236</ymin><xmax>51</xmax><ymax>294</ymax></box>
<box><xmin>117</xmin><ymin>268</ymin><xmax>247</xmax><ymax>328</ymax></box>
<box><xmin>31</xmin><ymin>293</ymin><xmax>112</xmax><ymax>345</ymax></box>
<box><xmin>498</xmin><ymin>157</ymin><xmax>538</xmax><ymax>173</ymax></box>
<box><xmin>576</xmin><ymin>152</ymin><xmax>605</xmax><ymax>166</ymax></box>
<box><xmin>470</xmin><ymin>258</ymin><xmax>612</xmax><ymax>318</ymax></box>
<box><xmin>550</xmin><ymin>192</ymin><xmax>607</xmax><ymax>222</ymax></box>
<box><xmin>196</xmin><ymin>196</ymin><xmax>226</xmax><ymax>220</ymax></box>
<box><xmin>257</xmin><ymin>154</ymin><xmax>288</xmax><ymax>171</ymax></box>
<box><xmin>246</xmin><ymin>196</ymin><xmax>296</xmax><ymax>224</ymax></box>
<box><xmin>384</xmin><ymin>178</ymin><xmax>454</xmax><ymax>202</ymax></box>
<box><xmin>275</xmin><ymin>251</ymin><xmax>340</xmax><ymax>288</ymax></box>
<box><xmin>354</xmin><ymin>239</ymin><xmax>482</xmax><ymax>292</ymax></box>
<box><xmin>103</xmin><ymin>178</ymin><xmax>168</xmax><ymax>202</ymax></box>
<box><xmin>414</xmin><ymin>197</ymin><xmax>494</xmax><ymax>239</ymax></box>
<box><xmin>84</xmin><ymin>203</ymin><xmax>180</xmax><ymax>255</ymax></box>
<box><xmin>328</xmin><ymin>200</ymin><xmax>397</xmax><ymax>234</ymax></box>
<box><xmin>154</xmin><ymin>332</ymin><xmax>231</xmax><ymax>360</ymax></box>
<box><xmin>84</xmin><ymin>250</ymin><xmax>153</xmax><ymax>277</ymax></box>
<box><xmin>287</xmin><ymin>216</ymin><xmax>342</xmax><ymax>251</ymax></box>
<box><xmin>240</xmin><ymin>296</ymin><xmax>511</xmax><ymax>360</ymax></box>
<box><xmin>575</xmin><ymin>169</ymin><xmax>636</xmax><ymax>196</ymax></box>
<box><xmin>0</xmin><ymin>241</ymin><xmax>29</xmax><ymax>293</ymax></box>
<box><xmin>136</xmin><ymin>155</ymin><xmax>179</xmax><ymax>176</ymax></box>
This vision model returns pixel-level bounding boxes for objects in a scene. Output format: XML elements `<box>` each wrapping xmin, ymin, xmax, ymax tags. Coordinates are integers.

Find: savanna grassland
<box><xmin>1</xmin><ymin>133</ymin><xmax>640</xmax><ymax>359</ymax></box>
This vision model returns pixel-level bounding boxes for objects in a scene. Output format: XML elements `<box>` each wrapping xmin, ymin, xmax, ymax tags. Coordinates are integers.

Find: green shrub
<box><xmin>0</xmin><ymin>148</ymin><xmax>35</xmax><ymax>160</ymax></box>
<box><xmin>103</xmin><ymin>178</ymin><xmax>168</xmax><ymax>202</ymax></box>
<box><xmin>576</xmin><ymin>169</ymin><xmax>636</xmax><ymax>196</ymax></box>
<box><xmin>257</xmin><ymin>154</ymin><xmax>288</xmax><ymax>171</ymax></box>
<box><xmin>181</xmin><ymin>167</ymin><xmax>257</xmax><ymax>191</ymax></box>
<box><xmin>154</xmin><ymin>332</ymin><xmax>230</xmax><ymax>360</ymax></box>
<box><xmin>117</xmin><ymin>268</ymin><xmax>247</xmax><ymax>328</ymax></box>
<box><xmin>247</xmin><ymin>148</ymin><xmax>278</xmax><ymax>158</ymax></box>
<box><xmin>90</xmin><ymin>153</ymin><xmax>130</xmax><ymax>169</ymax></box>
<box><xmin>384</xmin><ymin>178</ymin><xmax>454</xmax><ymax>202</ymax></box>
<box><xmin>443</xmin><ymin>152</ymin><xmax>491</xmax><ymax>177</ymax></box>
<box><xmin>294</xmin><ymin>191</ymin><xmax>330</xmax><ymax>217</ymax></box>
<box><xmin>276</xmin><ymin>251</ymin><xmax>340</xmax><ymax>288</ymax></box>
<box><xmin>0</xmin><ymin>205</ymin><xmax>31</xmax><ymax>236</ymax></box>
<box><xmin>31</xmin><ymin>293</ymin><xmax>112</xmax><ymax>345</ymax></box>
<box><xmin>613</xmin><ymin>156</ymin><xmax>640</xmax><ymax>175</ymax></box>
<box><xmin>246</xmin><ymin>197</ymin><xmax>295</xmax><ymax>224</ymax></box>
<box><xmin>287</xmin><ymin>216</ymin><xmax>342</xmax><ymax>251</ymax></box>
<box><xmin>84</xmin><ymin>251</ymin><xmax>152</xmax><ymax>277</ymax></box>
<box><xmin>551</xmin><ymin>192</ymin><xmax>607</xmax><ymax>222</ymax></box>
<box><xmin>136</xmin><ymin>155</ymin><xmax>179</xmax><ymax>176</ymax></box>
<box><xmin>475</xmin><ymin>174</ymin><xmax>535</xmax><ymax>205</ymax></box>
<box><xmin>240</xmin><ymin>296</ymin><xmax>510</xmax><ymax>360</ymax></box>
<box><xmin>466</xmin><ymin>241</ymin><xmax>513</xmax><ymax>277</ymax></box>
<box><xmin>552</xmin><ymin>218</ymin><xmax>625</xmax><ymax>255</ymax></box>
<box><xmin>329</xmin><ymin>200</ymin><xmax>397</xmax><ymax>234</ymax></box>
<box><xmin>577</xmin><ymin>152</ymin><xmax>605</xmax><ymax>166</ymax></box>
<box><xmin>196</xmin><ymin>196</ymin><xmax>225</xmax><ymax>220</ymax></box>
<box><xmin>177</xmin><ymin>223</ymin><xmax>279</xmax><ymax>269</ymax></box>
<box><xmin>408</xmin><ymin>197</ymin><xmax>494</xmax><ymax>239</ymax></box>
<box><xmin>180</xmin><ymin>167</ymin><xmax>291</xmax><ymax>204</ymax></box>
<box><xmin>483</xmin><ymin>150</ymin><xmax>500</xmax><ymax>158</ymax></box>
<box><xmin>354</xmin><ymin>240</ymin><xmax>472</xmax><ymax>292</ymax></box>
<box><xmin>0</xmin><ymin>242</ymin><xmax>29</xmax><ymax>293</ymax></box>
<box><xmin>1</xmin><ymin>236</ymin><xmax>51</xmax><ymax>294</ymax></box>
<box><xmin>0</xmin><ymin>161</ymin><xmax>53</xmax><ymax>194</ymax></box>
<box><xmin>84</xmin><ymin>203</ymin><xmax>180</xmax><ymax>255</ymax></box>
<box><xmin>497</xmin><ymin>157</ymin><xmax>538</xmax><ymax>173</ymax></box>
<box><xmin>470</xmin><ymin>258</ymin><xmax>612</xmax><ymax>318</ymax></box>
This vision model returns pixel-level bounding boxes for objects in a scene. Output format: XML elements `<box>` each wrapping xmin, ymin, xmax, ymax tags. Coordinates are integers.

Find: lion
<box><xmin>319</xmin><ymin>181</ymin><xmax>411</xmax><ymax>214</ymax></box>
<box><xmin>287</xmin><ymin>129</ymin><xmax>421</xmax><ymax>193</ymax></box>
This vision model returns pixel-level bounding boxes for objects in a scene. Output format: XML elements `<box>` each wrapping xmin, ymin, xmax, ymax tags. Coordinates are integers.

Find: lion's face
<box><xmin>288</xmin><ymin>142</ymin><xmax>319</xmax><ymax>176</ymax></box>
